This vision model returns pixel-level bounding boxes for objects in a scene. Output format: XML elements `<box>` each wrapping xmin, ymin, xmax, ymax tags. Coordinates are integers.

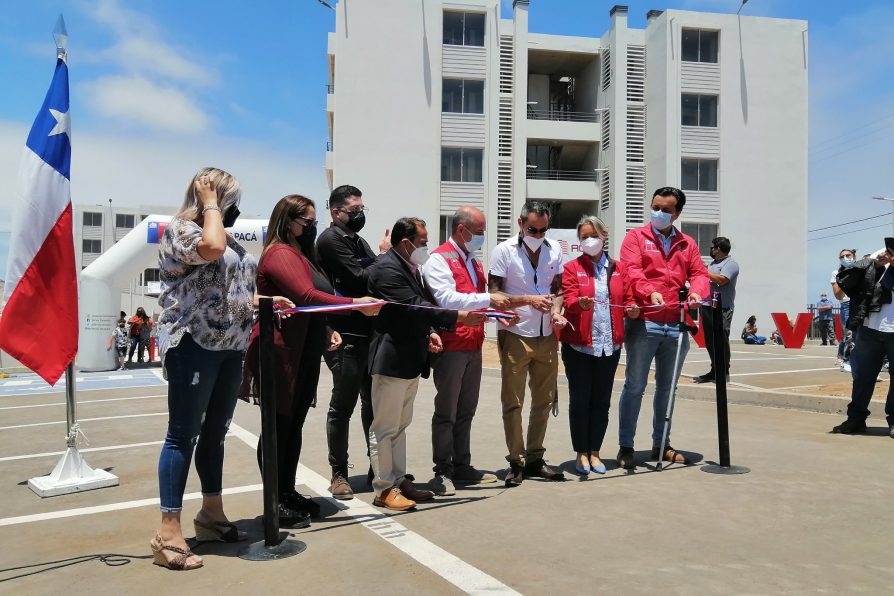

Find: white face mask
<box><xmin>580</xmin><ymin>237</ymin><xmax>604</xmax><ymax>256</ymax></box>
<box><xmin>463</xmin><ymin>232</ymin><xmax>486</xmax><ymax>253</ymax></box>
<box><xmin>409</xmin><ymin>244</ymin><xmax>430</xmax><ymax>266</ymax></box>
<box><xmin>523</xmin><ymin>235</ymin><xmax>544</xmax><ymax>252</ymax></box>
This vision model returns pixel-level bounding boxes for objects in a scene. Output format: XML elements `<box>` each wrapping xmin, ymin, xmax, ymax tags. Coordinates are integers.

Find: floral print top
<box><xmin>157</xmin><ymin>218</ymin><xmax>257</xmax><ymax>355</ymax></box>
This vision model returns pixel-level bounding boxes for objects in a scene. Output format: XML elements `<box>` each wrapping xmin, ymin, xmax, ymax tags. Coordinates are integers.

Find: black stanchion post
<box><xmin>702</xmin><ymin>293</ymin><xmax>750</xmax><ymax>475</ymax></box>
<box><xmin>240</xmin><ymin>298</ymin><xmax>306</xmax><ymax>560</ymax></box>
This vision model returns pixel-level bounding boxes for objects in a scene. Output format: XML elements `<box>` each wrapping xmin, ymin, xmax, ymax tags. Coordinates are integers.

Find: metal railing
<box><xmin>526</xmin><ymin>107</ymin><xmax>600</xmax><ymax>122</ymax></box>
<box><xmin>326</xmin><ymin>140</ymin><xmax>333</xmax><ymax>151</ymax></box>
<box><xmin>525</xmin><ymin>169</ymin><xmax>598</xmax><ymax>181</ymax></box>
<box><xmin>326</xmin><ymin>84</ymin><xmax>335</xmax><ymax>93</ymax></box>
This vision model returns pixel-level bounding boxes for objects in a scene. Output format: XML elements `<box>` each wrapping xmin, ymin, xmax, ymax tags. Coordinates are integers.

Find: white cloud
<box><xmin>79</xmin><ymin>75</ymin><xmax>211</xmax><ymax>135</ymax></box>
<box><xmin>107</xmin><ymin>37</ymin><xmax>216</xmax><ymax>85</ymax></box>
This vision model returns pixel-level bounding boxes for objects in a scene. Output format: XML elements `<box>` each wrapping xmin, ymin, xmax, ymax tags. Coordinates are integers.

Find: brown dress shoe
<box><xmin>650</xmin><ymin>445</ymin><xmax>690</xmax><ymax>464</ymax></box>
<box><xmin>399</xmin><ymin>479</ymin><xmax>434</xmax><ymax>502</ymax></box>
<box><xmin>373</xmin><ymin>487</ymin><xmax>416</xmax><ymax>511</ymax></box>
<box><xmin>504</xmin><ymin>461</ymin><xmax>524</xmax><ymax>487</ymax></box>
<box><xmin>329</xmin><ymin>469</ymin><xmax>354</xmax><ymax>500</ymax></box>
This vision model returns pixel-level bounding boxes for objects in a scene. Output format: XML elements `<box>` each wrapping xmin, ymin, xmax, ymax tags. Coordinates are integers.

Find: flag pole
<box><xmin>26</xmin><ymin>14</ymin><xmax>118</xmax><ymax>497</ymax></box>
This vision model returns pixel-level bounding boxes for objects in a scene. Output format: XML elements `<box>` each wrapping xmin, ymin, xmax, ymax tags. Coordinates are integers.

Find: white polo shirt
<box><xmin>489</xmin><ymin>236</ymin><xmax>563</xmax><ymax>337</ymax></box>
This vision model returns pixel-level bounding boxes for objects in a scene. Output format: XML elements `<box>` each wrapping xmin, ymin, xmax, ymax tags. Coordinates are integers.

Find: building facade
<box><xmin>325</xmin><ymin>1</ymin><xmax>808</xmax><ymax>324</ymax></box>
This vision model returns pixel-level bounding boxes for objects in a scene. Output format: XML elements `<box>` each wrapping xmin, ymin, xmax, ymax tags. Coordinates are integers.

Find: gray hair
<box><xmin>452</xmin><ymin>205</ymin><xmax>482</xmax><ymax>232</ymax></box>
<box><xmin>174</xmin><ymin>167</ymin><xmax>241</xmax><ymax>223</ymax></box>
<box><xmin>576</xmin><ymin>214</ymin><xmax>609</xmax><ymax>239</ymax></box>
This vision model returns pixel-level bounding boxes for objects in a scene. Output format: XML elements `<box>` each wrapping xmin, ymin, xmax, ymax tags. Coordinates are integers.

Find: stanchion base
<box><xmin>702</xmin><ymin>464</ymin><xmax>750</xmax><ymax>475</ymax></box>
<box><xmin>239</xmin><ymin>538</ymin><xmax>306</xmax><ymax>561</ymax></box>
<box><xmin>28</xmin><ymin>447</ymin><xmax>119</xmax><ymax>497</ymax></box>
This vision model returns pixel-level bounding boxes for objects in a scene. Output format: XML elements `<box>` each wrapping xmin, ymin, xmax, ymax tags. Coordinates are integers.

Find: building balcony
<box><xmin>526</xmin><ymin>109</ymin><xmax>601</xmax><ymax>143</ymax></box>
<box><xmin>525</xmin><ymin>170</ymin><xmax>598</xmax><ymax>202</ymax></box>
<box><xmin>326</xmin><ymin>85</ymin><xmax>335</xmax><ymax>113</ymax></box>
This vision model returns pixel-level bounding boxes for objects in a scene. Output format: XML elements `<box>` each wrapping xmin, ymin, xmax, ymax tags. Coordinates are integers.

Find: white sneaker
<box><xmin>842</xmin><ymin>363</ymin><xmax>851</xmax><ymax>373</ymax></box>
<box><xmin>430</xmin><ymin>474</ymin><xmax>456</xmax><ymax>496</ymax></box>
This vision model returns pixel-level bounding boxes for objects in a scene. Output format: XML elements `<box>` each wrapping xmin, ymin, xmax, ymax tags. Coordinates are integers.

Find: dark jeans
<box><xmin>837</xmin><ymin>302</ymin><xmax>850</xmax><ymax>360</ymax></box>
<box><xmin>257</xmin><ymin>355</ymin><xmax>321</xmax><ymax>496</ymax></box>
<box><xmin>325</xmin><ymin>335</ymin><xmax>373</xmax><ymax>470</ymax></box>
<box><xmin>819</xmin><ymin>319</ymin><xmax>835</xmax><ymax>345</ymax></box>
<box><xmin>127</xmin><ymin>336</ymin><xmax>144</xmax><ymax>362</ymax></box>
<box><xmin>561</xmin><ymin>343</ymin><xmax>621</xmax><ymax>453</ymax></box>
<box><xmin>700</xmin><ymin>306</ymin><xmax>733</xmax><ymax>376</ymax></box>
<box><xmin>157</xmin><ymin>334</ymin><xmax>242</xmax><ymax>512</ymax></box>
<box><xmin>846</xmin><ymin>327</ymin><xmax>894</xmax><ymax>426</ymax></box>
<box><xmin>431</xmin><ymin>349</ymin><xmax>483</xmax><ymax>476</ymax></box>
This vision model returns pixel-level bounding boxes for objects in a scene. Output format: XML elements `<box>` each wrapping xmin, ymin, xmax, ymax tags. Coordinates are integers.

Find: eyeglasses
<box><xmin>294</xmin><ymin>216</ymin><xmax>318</xmax><ymax>227</ymax></box>
<box><xmin>339</xmin><ymin>206</ymin><xmax>368</xmax><ymax>215</ymax></box>
<box><xmin>525</xmin><ymin>226</ymin><xmax>550</xmax><ymax>235</ymax></box>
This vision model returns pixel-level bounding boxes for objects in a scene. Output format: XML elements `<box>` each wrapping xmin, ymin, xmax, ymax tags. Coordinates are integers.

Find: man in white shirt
<box><xmin>489</xmin><ymin>201</ymin><xmax>567</xmax><ymax>486</ymax></box>
<box><xmin>422</xmin><ymin>206</ymin><xmax>515</xmax><ymax>495</ymax></box>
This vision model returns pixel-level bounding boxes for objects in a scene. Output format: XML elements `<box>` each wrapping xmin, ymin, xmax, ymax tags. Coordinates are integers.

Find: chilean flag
<box><xmin>0</xmin><ymin>57</ymin><xmax>77</xmax><ymax>385</ymax></box>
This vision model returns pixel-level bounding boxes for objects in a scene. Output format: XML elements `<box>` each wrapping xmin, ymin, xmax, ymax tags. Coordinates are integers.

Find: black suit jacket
<box><xmin>367</xmin><ymin>250</ymin><xmax>458</xmax><ymax>379</ymax></box>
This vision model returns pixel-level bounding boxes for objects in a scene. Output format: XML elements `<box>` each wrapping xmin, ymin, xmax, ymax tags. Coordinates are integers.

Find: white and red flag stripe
<box><xmin>0</xmin><ymin>57</ymin><xmax>77</xmax><ymax>385</ymax></box>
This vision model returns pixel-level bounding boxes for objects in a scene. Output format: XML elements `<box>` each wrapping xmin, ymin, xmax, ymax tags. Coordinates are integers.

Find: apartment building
<box><xmin>325</xmin><ymin>1</ymin><xmax>808</xmax><ymax>322</ymax></box>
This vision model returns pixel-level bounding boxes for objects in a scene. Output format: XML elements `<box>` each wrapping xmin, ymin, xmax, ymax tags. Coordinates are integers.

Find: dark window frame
<box><xmin>442</xmin><ymin>79</ymin><xmax>485</xmax><ymax>114</ymax></box>
<box><xmin>443</xmin><ymin>11</ymin><xmax>485</xmax><ymax>47</ymax></box>
<box><xmin>681</xmin><ymin>93</ymin><xmax>718</xmax><ymax>127</ymax></box>
<box><xmin>681</xmin><ymin>158</ymin><xmax>718</xmax><ymax>192</ymax></box>
<box><xmin>82</xmin><ymin>238</ymin><xmax>102</xmax><ymax>254</ymax></box>
<box><xmin>441</xmin><ymin>147</ymin><xmax>484</xmax><ymax>183</ymax></box>
<box><xmin>82</xmin><ymin>212</ymin><xmax>102</xmax><ymax>227</ymax></box>
<box><xmin>681</xmin><ymin>28</ymin><xmax>719</xmax><ymax>63</ymax></box>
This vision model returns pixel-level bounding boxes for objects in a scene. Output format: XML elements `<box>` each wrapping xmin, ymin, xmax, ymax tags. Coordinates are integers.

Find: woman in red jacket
<box><xmin>242</xmin><ymin>195</ymin><xmax>380</xmax><ymax>528</ymax></box>
<box><xmin>559</xmin><ymin>215</ymin><xmax>639</xmax><ymax>475</ymax></box>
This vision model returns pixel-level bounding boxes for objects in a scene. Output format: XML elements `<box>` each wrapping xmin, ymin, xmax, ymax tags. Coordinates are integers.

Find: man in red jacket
<box><xmin>422</xmin><ymin>206</ymin><xmax>513</xmax><ymax>496</ymax></box>
<box><xmin>616</xmin><ymin>187</ymin><xmax>710</xmax><ymax>469</ymax></box>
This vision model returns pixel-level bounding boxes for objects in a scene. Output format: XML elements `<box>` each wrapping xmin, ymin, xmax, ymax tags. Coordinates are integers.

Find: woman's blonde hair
<box><xmin>576</xmin><ymin>214</ymin><xmax>609</xmax><ymax>240</ymax></box>
<box><xmin>174</xmin><ymin>167</ymin><xmax>241</xmax><ymax>223</ymax></box>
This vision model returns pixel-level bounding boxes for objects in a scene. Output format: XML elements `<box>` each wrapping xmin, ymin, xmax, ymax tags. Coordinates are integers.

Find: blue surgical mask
<box><xmin>464</xmin><ymin>233</ymin><xmax>485</xmax><ymax>253</ymax></box>
<box><xmin>840</xmin><ymin>257</ymin><xmax>855</xmax><ymax>267</ymax></box>
<box><xmin>650</xmin><ymin>209</ymin><xmax>673</xmax><ymax>230</ymax></box>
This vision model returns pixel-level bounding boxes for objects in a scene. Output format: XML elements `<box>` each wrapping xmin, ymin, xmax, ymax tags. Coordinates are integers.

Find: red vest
<box><xmin>432</xmin><ymin>242</ymin><xmax>486</xmax><ymax>352</ymax></box>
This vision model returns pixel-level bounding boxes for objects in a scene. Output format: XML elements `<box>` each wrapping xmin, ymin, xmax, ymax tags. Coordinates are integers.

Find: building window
<box><xmin>82</xmin><ymin>239</ymin><xmax>102</xmax><ymax>254</ymax></box>
<box><xmin>115</xmin><ymin>213</ymin><xmax>136</xmax><ymax>228</ymax></box>
<box><xmin>681</xmin><ymin>158</ymin><xmax>718</xmax><ymax>192</ymax></box>
<box><xmin>442</xmin><ymin>79</ymin><xmax>484</xmax><ymax>114</ymax></box>
<box><xmin>143</xmin><ymin>268</ymin><xmax>161</xmax><ymax>283</ymax></box>
<box><xmin>681</xmin><ymin>29</ymin><xmax>718</xmax><ymax>63</ymax></box>
<box><xmin>439</xmin><ymin>215</ymin><xmax>454</xmax><ymax>246</ymax></box>
<box><xmin>83</xmin><ymin>212</ymin><xmax>102</xmax><ymax>227</ymax></box>
<box><xmin>681</xmin><ymin>94</ymin><xmax>718</xmax><ymax>127</ymax></box>
<box><xmin>441</xmin><ymin>148</ymin><xmax>483</xmax><ymax>182</ymax></box>
<box><xmin>443</xmin><ymin>11</ymin><xmax>485</xmax><ymax>47</ymax></box>
<box><xmin>681</xmin><ymin>222</ymin><xmax>719</xmax><ymax>257</ymax></box>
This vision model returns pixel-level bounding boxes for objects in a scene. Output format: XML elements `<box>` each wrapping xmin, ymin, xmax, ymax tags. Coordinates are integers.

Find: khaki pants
<box><xmin>369</xmin><ymin>374</ymin><xmax>419</xmax><ymax>497</ymax></box>
<box><xmin>497</xmin><ymin>331</ymin><xmax>558</xmax><ymax>464</ymax></box>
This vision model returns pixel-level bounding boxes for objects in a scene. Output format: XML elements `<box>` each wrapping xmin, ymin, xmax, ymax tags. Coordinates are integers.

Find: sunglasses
<box><xmin>294</xmin><ymin>215</ymin><xmax>318</xmax><ymax>227</ymax></box>
<box><xmin>525</xmin><ymin>226</ymin><xmax>550</xmax><ymax>235</ymax></box>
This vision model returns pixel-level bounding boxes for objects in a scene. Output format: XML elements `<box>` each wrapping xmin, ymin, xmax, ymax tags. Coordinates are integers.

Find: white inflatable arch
<box><xmin>78</xmin><ymin>215</ymin><xmax>268</xmax><ymax>371</ymax></box>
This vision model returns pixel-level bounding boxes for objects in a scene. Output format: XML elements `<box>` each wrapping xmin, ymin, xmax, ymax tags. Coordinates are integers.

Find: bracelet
<box><xmin>202</xmin><ymin>204</ymin><xmax>221</xmax><ymax>213</ymax></box>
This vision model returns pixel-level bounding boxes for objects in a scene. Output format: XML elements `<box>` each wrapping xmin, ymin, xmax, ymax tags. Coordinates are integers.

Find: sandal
<box><xmin>193</xmin><ymin>518</ymin><xmax>248</xmax><ymax>543</ymax></box>
<box><xmin>150</xmin><ymin>533</ymin><xmax>203</xmax><ymax>570</ymax></box>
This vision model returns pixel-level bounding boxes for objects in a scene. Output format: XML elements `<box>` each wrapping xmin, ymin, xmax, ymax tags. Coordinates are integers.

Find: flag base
<box><xmin>28</xmin><ymin>447</ymin><xmax>119</xmax><ymax>497</ymax></box>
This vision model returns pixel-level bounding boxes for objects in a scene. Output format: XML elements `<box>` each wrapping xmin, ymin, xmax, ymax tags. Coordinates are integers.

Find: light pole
<box><xmin>872</xmin><ymin>196</ymin><xmax>894</xmax><ymax>235</ymax></box>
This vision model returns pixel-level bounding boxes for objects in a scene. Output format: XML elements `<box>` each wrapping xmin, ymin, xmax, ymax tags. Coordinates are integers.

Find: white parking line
<box><xmin>0</xmin><ymin>484</ymin><xmax>263</xmax><ymax>527</ymax></box>
<box><xmin>0</xmin><ymin>440</ymin><xmax>165</xmax><ymax>462</ymax></box>
<box><xmin>730</xmin><ymin>367</ymin><xmax>838</xmax><ymax>377</ymax></box>
<box><xmin>0</xmin><ymin>383</ymin><xmax>166</xmax><ymax>398</ymax></box>
<box><xmin>227</xmin><ymin>423</ymin><xmax>520</xmax><ymax>595</ymax></box>
<box><xmin>0</xmin><ymin>394</ymin><xmax>165</xmax><ymax>411</ymax></box>
<box><xmin>0</xmin><ymin>412</ymin><xmax>167</xmax><ymax>431</ymax></box>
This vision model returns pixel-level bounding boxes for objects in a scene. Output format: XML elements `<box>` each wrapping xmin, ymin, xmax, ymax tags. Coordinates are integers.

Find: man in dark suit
<box><xmin>367</xmin><ymin>217</ymin><xmax>484</xmax><ymax>510</ymax></box>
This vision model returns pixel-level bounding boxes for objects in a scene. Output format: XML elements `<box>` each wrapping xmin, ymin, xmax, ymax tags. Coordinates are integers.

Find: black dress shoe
<box><xmin>505</xmin><ymin>462</ymin><xmax>524</xmax><ymax>487</ymax></box>
<box><xmin>283</xmin><ymin>491</ymin><xmax>320</xmax><ymax>518</ymax></box>
<box><xmin>692</xmin><ymin>373</ymin><xmax>715</xmax><ymax>384</ymax></box>
<box><xmin>831</xmin><ymin>418</ymin><xmax>867</xmax><ymax>434</ymax></box>
<box><xmin>889</xmin><ymin>425</ymin><xmax>894</xmax><ymax>439</ymax></box>
<box><xmin>523</xmin><ymin>460</ymin><xmax>565</xmax><ymax>481</ymax></box>
<box><xmin>278</xmin><ymin>503</ymin><xmax>311</xmax><ymax>529</ymax></box>
<box><xmin>617</xmin><ymin>447</ymin><xmax>636</xmax><ymax>470</ymax></box>
<box><xmin>367</xmin><ymin>466</ymin><xmax>375</xmax><ymax>486</ymax></box>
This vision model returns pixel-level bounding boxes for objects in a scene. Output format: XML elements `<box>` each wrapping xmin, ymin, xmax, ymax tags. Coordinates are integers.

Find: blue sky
<box><xmin>1</xmin><ymin>0</ymin><xmax>892</xmax><ymax>305</ymax></box>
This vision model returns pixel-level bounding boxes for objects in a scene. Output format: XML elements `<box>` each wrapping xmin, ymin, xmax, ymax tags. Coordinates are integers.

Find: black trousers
<box><xmin>256</xmin><ymin>355</ymin><xmax>321</xmax><ymax>496</ymax></box>
<box><xmin>325</xmin><ymin>335</ymin><xmax>373</xmax><ymax>470</ymax></box>
<box><xmin>561</xmin><ymin>344</ymin><xmax>621</xmax><ymax>453</ymax></box>
<box><xmin>700</xmin><ymin>306</ymin><xmax>733</xmax><ymax>376</ymax></box>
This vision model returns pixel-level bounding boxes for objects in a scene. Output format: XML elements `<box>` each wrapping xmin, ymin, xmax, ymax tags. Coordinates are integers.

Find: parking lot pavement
<box><xmin>1</xmin><ymin>363</ymin><xmax>893</xmax><ymax>594</ymax></box>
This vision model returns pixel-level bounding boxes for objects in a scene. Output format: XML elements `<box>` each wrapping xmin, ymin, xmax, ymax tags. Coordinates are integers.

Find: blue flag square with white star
<box><xmin>26</xmin><ymin>58</ymin><xmax>71</xmax><ymax>181</ymax></box>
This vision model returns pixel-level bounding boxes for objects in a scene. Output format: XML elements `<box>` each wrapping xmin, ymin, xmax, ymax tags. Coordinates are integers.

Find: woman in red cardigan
<box><xmin>559</xmin><ymin>215</ymin><xmax>639</xmax><ymax>476</ymax></box>
<box><xmin>243</xmin><ymin>194</ymin><xmax>380</xmax><ymax>528</ymax></box>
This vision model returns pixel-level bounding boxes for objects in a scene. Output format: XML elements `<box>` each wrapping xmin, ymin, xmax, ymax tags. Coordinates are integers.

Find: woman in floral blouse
<box><xmin>150</xmin><ymin>167</ymin><xmax>269</xmax><ymax>570</ymax></box>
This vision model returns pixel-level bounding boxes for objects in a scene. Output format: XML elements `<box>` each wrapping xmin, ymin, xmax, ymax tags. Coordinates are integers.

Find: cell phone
<box><xmin>885</xmin><ymin>237</ymin><xmax>894</xmax><ymax>256</ymax></box>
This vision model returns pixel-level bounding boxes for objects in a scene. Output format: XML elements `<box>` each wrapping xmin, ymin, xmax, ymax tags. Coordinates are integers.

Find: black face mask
<box><xmin>344</xmin><ymin>211</ymin><xmax>366</xmax><ymax>233</ymax></box>
<box><xmin>222</xmin><ymin>205</ymin><xmax>240</xmax><ymax>228</ymax></box>
<box><xmin>297</xmin><ymin>224</ymin><xmax>317</xmax><ymax>251</ymax></box>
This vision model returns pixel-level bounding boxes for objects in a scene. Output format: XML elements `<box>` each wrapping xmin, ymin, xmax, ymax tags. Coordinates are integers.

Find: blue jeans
<box><xmin>837</xmin><ymin>302</ymin><xmax>850</xmax><ymax>360</ymax></box>
<box><xmin>846</xmin><ymin>327</ymin><xmax>894</xmax><ymax>426</ymax></box>
<box><xmin>618</xmin><ymin>319</ymin><xmax>689</xmax><ymax>448</ymax></box>
<box><xmin>158</xmin><ymin>334</ymin><xmax>243</xmax><ymax>513</ymax></box>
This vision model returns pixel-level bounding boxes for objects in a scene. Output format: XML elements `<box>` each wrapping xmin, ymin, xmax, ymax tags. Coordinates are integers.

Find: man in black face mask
<box><xmin>316</xmin><ymin>185</ymin><xmax>389</xmax><ymax>500</ymax></box>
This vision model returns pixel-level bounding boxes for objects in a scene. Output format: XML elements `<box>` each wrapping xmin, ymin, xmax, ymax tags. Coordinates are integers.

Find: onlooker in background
<box><xmin>107</xmin><ymin>319</ymin><xmax>128</xmax><ymax>370</ymax></box>
<box><xmin>742</xmin><ymin>316</ymin><xmax>768</xmax><ymax>345</ymax></box>
<box><xmin>770</xmin><ymin>329</ymin><xmax>784</xmax><ymax>346</ymax></box>
<box><xmin>422</xmin><ymin>206</ymin><xmax>508</xmax><ymax>495</ymax></box>
<box><xmin>832</xmin><ymin>249</ymin><xmax>894</xmax><ymax>437</ymax></box>
<box><xmin>489</xmin><ymin>201</ymin><xmax>567</xmax><ymax>486</ymax></box>
<box><xmin>693</xmin><ymin>237</ymin><xmax>739</xmax><ymax>384</ymax></box>
<box><xmin>140</xmin><ymin>316</ymin><xmax>154</xmax><ymax>363</ymax></box>
<box><xmin>559</xmin><ymin>215</ymin><xmax>638</xmax><ymax>476</ymax></box>
<box><xmin>616</xmin><ymin>187</ymin><xmax>709</xmax><ymax>470</ymax></box>
<box><xmin>316</xmin><ymin>184</ymin><xmax>389</xmax><ymax>499</ymax></box>
<box><xmin>127</xmin><ymin>307</ymin><xmax>150</xmax><ymax>363</ymax></box>
<box><xmin>832</xmin><ymin>248</ymin><xmax>857</xmax><ymax>372</ymax></box>
<box><xmin>815</xmin><ymin>292</ymin><xmax>835</xmax><ymax>346</ymax></box>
